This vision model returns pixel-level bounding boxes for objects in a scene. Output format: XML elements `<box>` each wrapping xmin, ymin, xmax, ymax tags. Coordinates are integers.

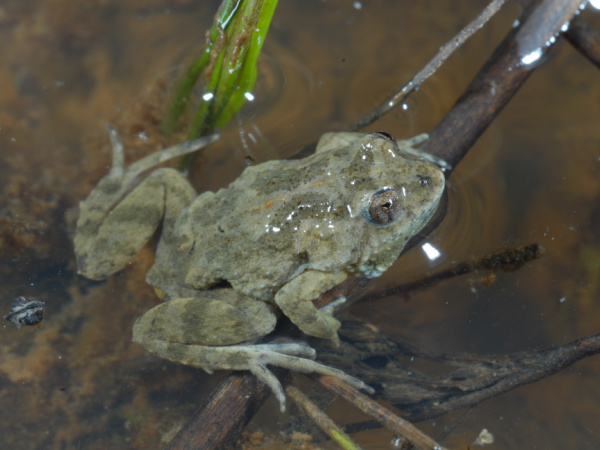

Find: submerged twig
<box><xmin>318</xmin><ymin>320</ymin><xmax>600</xmax><ymax>423</ymax></box>
<box><xmin>164</xmin><ymin>372</ymin><xmax>272</xmax><ymax>450</ymax></box>
<box><xmin>315</xmin><ymin>374</ymin><xmax>446</xmax><ymax>450</ymax></box>
<box><xmin>286</xmin><ymin>385</ymin><xmax>362</xmax><ymax>450</ymax></box>
<box><xmin>362</xmin><ymin>243</ymin><xmax>545</xmax><ymax>303</ymax></box>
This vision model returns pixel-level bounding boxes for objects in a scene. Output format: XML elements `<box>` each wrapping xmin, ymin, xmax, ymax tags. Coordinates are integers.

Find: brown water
<box><xmin>1</xmin><ymin>0</ymin><xmax>600</xmax><ymax>448</ymax></box>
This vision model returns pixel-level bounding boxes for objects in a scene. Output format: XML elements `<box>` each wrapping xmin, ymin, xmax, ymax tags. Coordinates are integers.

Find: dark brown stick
<box><xmin>164</xmin><ymin>372</ymin><xmax>271</xmax><ymax>450</ymax></box>
<box><xmin>362</xmin><ymin>243</ymin><xmax>545</xmax><ymax>302</ymax></box>
<box><xmin>565</xmin><ymin>17</ymin><xmax>600</xmax><ymax>69</ymax></box>
<box><xmin>319</xmin><ymin>324</ymin><xmax>600</xmax><ymax>426</ymax></box>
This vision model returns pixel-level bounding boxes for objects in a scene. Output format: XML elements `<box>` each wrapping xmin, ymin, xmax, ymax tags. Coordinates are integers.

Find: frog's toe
<box><xmin>132</xmin><ymin>338</ymin><xmax>371</xmax><ymax>413</ymax></box>
<box><xmin>247</xmin><ymin>360</ymin><xmax>288</xmax><ymax>412</ymax></box>
<box><xmin>319</xmin><ymin>296</ymin><xmax>347</xmax><ymax>316</ymax></box>
<box><xmin>250</xmin><ymin>344</ymin><xmax>374</xmax><ymax>399</ymax></box>
<box><xmin>254</xmin><ymin>342</ymin><xmax>316</xmax><ymax>359</ymax></box>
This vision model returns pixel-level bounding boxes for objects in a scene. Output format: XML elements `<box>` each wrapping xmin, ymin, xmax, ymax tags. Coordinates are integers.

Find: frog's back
<box><xmin>148</xmin><ymin>132</ymin><xmax>445</xmax><ymax>302</ymax></box>
<box><xmin>172</xmin><ymin>156</ymin><xmax>333</xmax><ymax>300</ymax></box>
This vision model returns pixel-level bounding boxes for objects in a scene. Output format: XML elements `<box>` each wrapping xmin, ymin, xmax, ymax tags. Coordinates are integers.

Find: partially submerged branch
<box><xmin>565</xmin><ymin>16</ymin><xmax>600</xmax><ymax>68</ymax></box>
<box><xmin>164</xmin><ymin>371</ymin><xmax>273</xmax><ymax>450</ymax></box>
<box><xmin>421</xmin><ymin>0</ymin><xmax>585</xmax><ymax>168</ymax></box>
<box><xmin>362</xmin><ymin>243</ymin><xmax>545</xmax><ymax>303</ymax></box>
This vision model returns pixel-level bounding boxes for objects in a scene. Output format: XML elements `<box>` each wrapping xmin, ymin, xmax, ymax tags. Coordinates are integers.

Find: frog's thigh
<box><xmin>133</xmin><ymin>295</ymin><xmax>277</xmax><ymax>348</ymax></box>
<box><xmin>75</xmin><ymin>168</ymin><xmax>195</xmax><ymax>280</ymax></box>
<box><xmin>274</xmin><ymin>270</ymin><xmax>347</xmax><ymax>341</ymax></box>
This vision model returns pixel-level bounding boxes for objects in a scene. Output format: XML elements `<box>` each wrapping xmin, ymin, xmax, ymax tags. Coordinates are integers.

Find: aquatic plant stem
<box><xmin>162</xmin><ymin>0</ymin><xmax>278</xmax><ymax>143</ymax></box>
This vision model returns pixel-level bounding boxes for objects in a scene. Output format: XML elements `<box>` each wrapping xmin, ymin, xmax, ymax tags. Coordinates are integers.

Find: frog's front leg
<box><xmin>397</xmin><ymin>134</ymin><xmax>452</xmax><ymax>170</ymax></box>
<box><xmin>274</xmin><ymin>270</ymin><xmax>348</xmax><ymax>344</ymax></box>
<box><xmin>132</xmin><ymin>295</ymin><xmax>372</xmax><ymax>412</ymax></box>
<box><xmin>74</xmin><ymin>128</ymin><xmax>218</xmax><ymax>280</ymax></box>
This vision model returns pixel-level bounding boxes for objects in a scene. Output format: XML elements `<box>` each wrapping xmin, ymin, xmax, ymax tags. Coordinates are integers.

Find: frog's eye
<box><xmin>372</xmin><ymin>131</ymin><xmax>397</xmax><ymax>145</ymax></box>
<box><xmin>369</xmin><ymin>189</ymin><xmax>402</xmax><ymax>225</ymax></box>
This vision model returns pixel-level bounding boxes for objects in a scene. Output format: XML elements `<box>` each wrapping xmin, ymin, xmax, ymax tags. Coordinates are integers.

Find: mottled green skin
<box><xmin>74</xmin><ymin>131</ymin><xmax>444</xmax><ymax>411</ymax></box>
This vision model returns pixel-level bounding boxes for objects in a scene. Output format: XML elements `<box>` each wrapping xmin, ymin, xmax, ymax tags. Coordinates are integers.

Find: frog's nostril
<box><xmin>417</xmin><ymin>175</ymin><xmax>432</xmax><ymax>187</ymax></box>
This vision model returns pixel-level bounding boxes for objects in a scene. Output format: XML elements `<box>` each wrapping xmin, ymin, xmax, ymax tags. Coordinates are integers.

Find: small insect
<box><xmin>3</xmin><ymin>296</ymin><xmax>46</xmax><ymax>329</ymax></box>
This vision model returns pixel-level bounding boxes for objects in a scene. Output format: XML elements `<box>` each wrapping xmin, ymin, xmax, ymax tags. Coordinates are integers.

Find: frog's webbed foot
<box><xmin>138</xmin><ymin>340</ymin><xmax>373</xmax><ymax>412</ymax></box>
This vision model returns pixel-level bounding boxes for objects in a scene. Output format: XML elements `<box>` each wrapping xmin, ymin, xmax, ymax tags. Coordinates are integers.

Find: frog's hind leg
<box><xmin>75</xmin><ymin>128</ymin><xmax>217</xmax><ymax>280</ymax></box>
<box><xmin>132</xmin><ymin>295</ymin><xmax>372</xmax><ymax>412</ymax></box>
<box><xmin>75</xmin><ymin>167</ymin><xmax>197</xmax><ymax>280</ymax></box>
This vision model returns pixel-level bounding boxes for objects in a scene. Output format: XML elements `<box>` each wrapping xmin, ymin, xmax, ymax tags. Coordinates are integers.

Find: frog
<box><xmin>74</xmin><ymin>126</ymin><xmax>445</xmax><ymax>411</ymax></box>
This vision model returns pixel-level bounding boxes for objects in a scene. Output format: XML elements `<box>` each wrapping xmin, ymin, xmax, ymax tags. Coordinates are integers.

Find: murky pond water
<box><xmin>1</xmin><ymin>1</ymin><xmax>600</xmax><ymax>448</ymax></box>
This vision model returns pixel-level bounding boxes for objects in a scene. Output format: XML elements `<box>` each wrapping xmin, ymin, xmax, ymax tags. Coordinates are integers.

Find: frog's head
<box><xmin>340</xmin><ymin>131</ymin><xmax>446</xmax><ymax>278</ymax></box>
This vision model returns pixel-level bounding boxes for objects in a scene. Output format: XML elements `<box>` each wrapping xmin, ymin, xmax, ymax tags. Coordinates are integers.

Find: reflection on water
<box><xmin>1</xmin><ymin>0</ymin><xmax>600</xmax><ymax>448</ymax></box>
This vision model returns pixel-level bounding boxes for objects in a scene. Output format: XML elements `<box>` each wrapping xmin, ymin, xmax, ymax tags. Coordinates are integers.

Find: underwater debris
<box><xmin>3</xmin><ymin>296</ymin><xmax>46</xmax><ymax>329</ymax></box>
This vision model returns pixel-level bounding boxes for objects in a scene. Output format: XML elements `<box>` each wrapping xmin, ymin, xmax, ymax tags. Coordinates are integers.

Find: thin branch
<box><xmin>163</xmin><ymin>372</ymin><xmax>272</xmax><ymax>450</ymax></box>
<box><xmin>361</xmin><ymin>243</ymin><xmax>545</xmax><ymax>303</ymax></box>
<box><xmin>286</xmin><ymin>385</ymin><xmax>363</xmax><ymax>450</ymax></box>
<box><xmin>315</xmin><ymin>374</ymin><xmax>446</xmax><ymax>450</ymax></box>
<box><xmin>400</xmin><ymin>333</ymin><xmax>600</xmax><ymax>422</ymax></box>
<box><xmin>331</xmin><ymin>328</ymin><xmax>600</xmax><ymax>423</ymax></box>
<box><xmin>347</xmin><ymin>0</ymin><xmax>508</xmax><ymax>131</ymax></box>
